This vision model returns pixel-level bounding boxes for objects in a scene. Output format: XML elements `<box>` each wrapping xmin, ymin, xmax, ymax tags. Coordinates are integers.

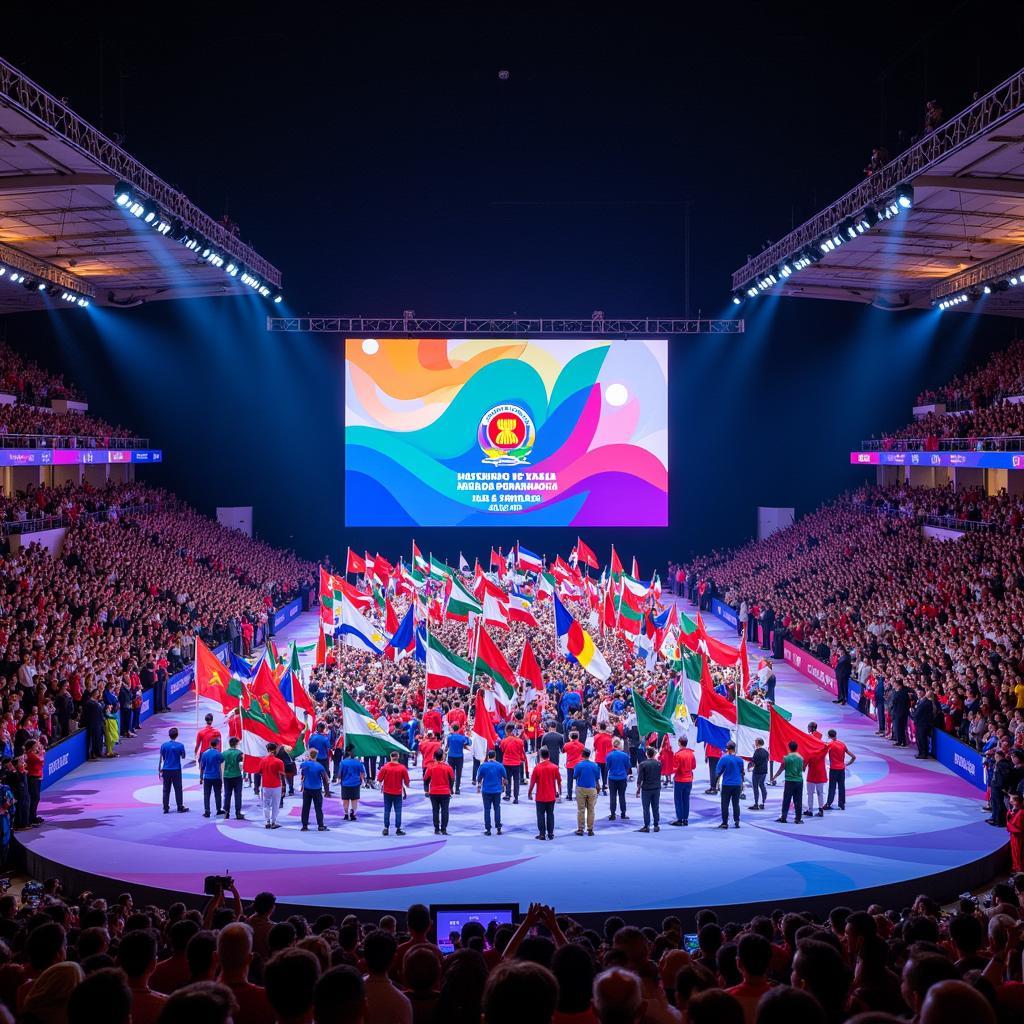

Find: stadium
<box><xmin>2</xmin><ymin>8</ymin><xmax>1024</xmax><ymax>1024</ymax></box>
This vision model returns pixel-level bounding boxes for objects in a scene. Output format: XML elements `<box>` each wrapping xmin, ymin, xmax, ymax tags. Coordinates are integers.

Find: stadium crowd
<box><xmin>916</xmin><ymin>339</ymin><xmax>1024</xmax><ymax>410</ymax></box>
<box><xmin>0</xmin><ymin>879</ymin><xmax>1022</xmax><ymax>1024</ymax></box>
<box><xmin>0</xmin><ymin>346</ymin><xmax>82</xmax><ymax>405</ymax></box>
<box><xmin>0</xmin><ymin>480</ymin><xmax>152</xmax><ymax>528</ymax></box>
<box><xmin>0</xmin><ymin>405</ymin><xmax>144</xmax><ymax>448</ymax></box>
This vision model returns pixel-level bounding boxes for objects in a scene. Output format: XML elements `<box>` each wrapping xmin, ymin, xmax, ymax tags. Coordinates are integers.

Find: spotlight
<box><xmin>1011</xmin><ymin>277</ymin><xmax>1019</xmax><ymax>286</ymax></box>
<box><xmin>983</xmin><ymin>285</ymin><xmax>992</xmax><ymax>295</ymax></box>
<box><xmin>114</xmin><ymin>182</ymin><xmax>133</xmax><ymax>206</ymax></box>
<box><xmin>779</xmin><ymin>263</ymin><xmax>792</xmax><ymax>277</ymax></box>
<box><xmin>36</xmin><ymin>281</ymin><xmax>47</xmax><ymax>292</ymax></box>
<box><xmin>992</xmin><ymin>279</ymin><xmax>1010</xmax><ymax>293</ymax></box>
<box><xmin>731</xmin><ymin>292</ymin><xmax>742</xmax><ymax>305</ymax></box>
<box><xmin>128</xmin><ymin>198</ymin><xmax>145</xmax><ymax>218</ymax></box>
<box><xmin>843</xmin><ymin>219</ymin><xmax>858</xmax><ymax>239</ymax></box>
<box><xmin>746</xmin><ymin>286</ymin><xmax>757</xmax><ymax>298</ymax></box>
<box><xmin>77</xmin><ymin>298</ymin><xmax>89</xmax><ymax>308</ymax></box>
<box><xmin>896</xmin><ymin>184</ymin><xmax>913</xmax><ymax>209</ymax></box>
<box><xmin>273</xmin><ymin>294</ymin><xmax>283</xmax><ymax>304</ymax></box>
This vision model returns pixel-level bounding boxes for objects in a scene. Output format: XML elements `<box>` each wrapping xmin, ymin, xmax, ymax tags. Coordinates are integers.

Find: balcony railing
<box><xmin>0</xmin><ymin>502</ymin><xmax>156</xmax><ymax>537</ymax></box>
<box><xmin>860</xmin><ymin>435</ymin><xmax>1024</xmax><ymax>453</ymax></box>
<box><xmin>848</xmin><ymin>499</ymin><xmax>996</xmax><ymax>533</ymax></box>
<box><xmin>0</xmin><ymin>432</ymin><xmax>150</xmax><ymax>450</ymax></box>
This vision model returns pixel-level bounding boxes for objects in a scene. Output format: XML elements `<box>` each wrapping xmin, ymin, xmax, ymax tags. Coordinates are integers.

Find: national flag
<box><xmin>554</xmin><ymin>593</ymin><xmax>611</xmax><ymax>682</ymax></box>
<box><xmin>663</xmin><ymin>682</ymin><xmax>697</xmax><ymax>743</ymax></box>
<box><xmin>413</xmin><ymin>623</ymin><xmax>428</xmax><ymax>664</ymax></box>
<box><xmin>342</xmin><ymin>689</ymin><xmax>410</xmax><ymax>756</ymax></box>
<box><xmin>247</xmin><ymin>658</ymin><xmax>303</xmax><ymax>748</ymax></box>
<box><xmin>611</xmin><ymin>585</ymin><xmax>644</xmax><ymax>635</ymax></box>
<box><xmin>426</xmin><ymin>632</ymin><xmax>474</xmax><ymax>690</ymax></box>
<box><xmin>610</xmin><ymin>545</ymin><xmax>624</xmax><ymax>578</ymax></box>
<box><xmin>735</xmin><ymin>697</ymin><xmax>793</xmax><ymax>757</ymax></box>
<box><xmin>412</xmin><ymin>541</ymin><xmax>429</xmax><ymax>575</ymax></box>
<box><xmin>387</xmin><ymin>605</ymin><xmax>416</xmax><ymax>661</ymax></box>
<box><xmin>229</xmin><ymin>651</ymin><xmax>257</xmax><ymax>679</ymax></box>
<box><xmin>576</xmin><ymin>536</ymin><xmax>599</xmax><ymax>570</ymax></box>
<box><xmin>346</xmin><ymin>548</ymin><xmax>365</xmax><ymax>575</ymax></box>
<box><xmin>446</xmin><ymin>574</ymin><xmax>482</xmax><ymax>620</ymax></box>
<box><xmin>429</xmin><ymin>555</ymin><xmax>459</xmax><ymax>581</ymax></box>
<box><xmin>633</xmin><ymin>690</ymin><xmax>676</xmax><ymax>738</ymax></box>
<box><xmin>473</xmin><ymin>624</ymin><xmax>517</xmax><ymax>710</ymax></box>
<box><xmin>382</xmin><ymin>598</ymin><xmax>400</xmax><ymax>660</ymax></box>
<box><xmin>695</xmin><ymin>656</ymin><xmax>737</xmax><ymax>748</ymax></box>
<box><xmin>315</xmin><ymin>626</ymin><xmax>326</xmax><ymax>668</ymax></box>
<box><xmin>459</xmin><ymin>552</ymin><xmax>470</xmax><ymax>574</ymax></box>
<box><xmin>338</xmin><ymin>597</ymin><xmax>386</xmax><ymax>654</ymax></box>
<box><xmin>536</xmin><ymin>571</ymin><xmax>556</xmax><ymax>601</ymax></box>
<box><xmin>635</xmin><ymin>632</ymin><xmax>657</xmax><ymax>672</ymax></box>
<box><xmin>631</xmin><ymin>556</ymin><xmax>640</xmax><ymax>579</ymax></box>
<box><xmin>470</xmin><ymin>689</ymin><xmax>500</xmax><ymax>762</ymax></box>
<box><xmin>507</xmin><ymin>589</ymin><xmax>539</xmax><ymax>627</ymax></box>
<box><xmin>516</xmin><ymin>639</ymin><xmax>544</xmax><ymax>693</ymax></box>
<box><xmin>621</xmin><ymin>573</ymin><xmax>649</xmax><ymax>598</ymax></box>
<box><xmin>768</xmin><ymin>706</ymin><xmax>827</xmax><ymax>763</ymax></box>
<box><xmin>194</xmin><ymin>638</ymin><xmax>243</xmax><ymax>710</ymax></box>
<box><xmin>739</xmin><ymin>632</ymin><xmax>751</xmax><ymax>692</ymax></box>
<box><xmin>490</xmin><ymin>547</ymin><xmax>503</xmax><ymax>568</ymax></box>
<box><xmin>239</xmin><ymin>696</ymin><xmax>289</xmax><ymax>772</ymax></box>
<box><xmin>338</xmin><ymin>579</ymin><xmax>373</xmax><ymax>613</ymax></box>
<box><xmin>372</xmin><ymin>554</ymin><xmax>392</xmax><ymax>588</ymax></box>
<box><xmin>482</xmin><ymin>591</ymin><xmax>510</xmax><ymax>631</ymax></box>
<box><xmin>516</xmin><ymin>544</ymin><xmax>543</xmax><ymax>573</ymax></box>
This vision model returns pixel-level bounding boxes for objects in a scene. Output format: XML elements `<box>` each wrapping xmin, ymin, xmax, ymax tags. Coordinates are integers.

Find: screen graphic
<box><xmin>344</xmin><ymin>337</ymin><xmax>668</xmax><ymax>527</ymax></box>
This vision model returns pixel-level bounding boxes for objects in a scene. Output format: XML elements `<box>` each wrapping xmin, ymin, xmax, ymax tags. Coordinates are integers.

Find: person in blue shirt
<box><xmin>560</xmin><ymin>690</ymin><xmax>582</xmax><ymax>724</ymax></box>
<box><xmin>339</xmin><ymin>747</ymin><xmax>366</xmax><ymax>821</ymax></box>
<box><xmin>158</xmin><ymin>727</ymin><xmax>189</xmax><ymax>814</ymax></box>
<box><xmin>445</xmin><ymin>725</ymin><xmax>471</xmax><ymax>795</ymax></box>
<box><xmin>199</xmin><ymin>736</ymin><xmax>225</xmax><ymax>818</ymax></box>
<box><xmin>611</xmin><ymin>697</ymin><xmax>625</xmax><ymax>715</ymax></box>
<box><xmin>299</xmin><ymin>755</ymin><xmax>330</xmax><ymax>832</ymax></box>
<box><xmin>605</xmin><ymin>738</ymin><xmax>632</xmax><ymax>821</ymax></box>
<box><xmin>714</xmin><ymin>741</ymin><xmax>745</xmax><ymax>829</ymax></box>
<box><xmin>572</xmin><ymin>748</ymin><xmax>602</xmax><ymax>836</ymax></box>
<box><xmin>308</xmin><ymin>723</ymin><xmax>333</xmax><ymax>798</ymax></box>
<box><xmin>475</xmin><ymin>750</ymin><xmax>508</xmax><ymax>835</ymax></box>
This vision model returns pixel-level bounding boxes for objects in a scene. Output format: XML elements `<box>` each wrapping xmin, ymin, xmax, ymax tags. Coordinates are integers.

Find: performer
<box><xmin>308</xmin><ymin>723</ymin><xmax>334</xmax><ymax>797</ymax></box>
<box><xmin>223</xmin><ymin>736</ymin><xmax>245</xmax><ymax>820</ymax></box>
<box><xmin>593</xmin><ymin>722</ymin><xmax>612</xmax><ymax>794</ymax></box>
<box><xmin>158</xmin><ymin>727</ymin><xmax>188</xmax><ymax>814</ymax></box>
<box><xmin>823</xmin><ymin>729</ymin><xmax>856</xmax><ymax>810</ymax></box>
<box><xmin>199</xmin><ymin>736</ymin><xmax>225</xmax><ymax>818</ymax></box>
<box><xmin>445</xmin><ymin>725</ymin><xmax>471</xmax><ymax>795</ymax></box>
<box><xmin>194</xmin><ymin>713</ymin><xmax>221</xmax><ymax>760</ymax></box>
<box><xmin>635</xmin><ymin>745</ymin><xmax>662</xmax><ymax>832</ymax></box>
<box><xmin>804</xmin><ymin>723</ymin><xmax>827</xmax><ymax>818</ymax></box>
<box><xmin>748</xmin><ymin>737</ymin><xmax>768</xmax><ymax>811</ymax></box>
<box><xmin>256</xmin><ymin>743</ymin><xmax>285</xmax><ymax>830</ymax></box>
<box><xmin>424</xmin><ymin>749</ymin><xmax>455</xmax><ymax>835</ymax></box>
<box><xmin>772</xmin><ymin>741</ymin><xmax>804</xmax><ymax>824</ymax></box>
<box><xmin>418</xmin><ymin>731</ymin><xmax>441</xmax><ymax>792</ymax></box>
<box><xmin>714</xmin><ymin>741</ymin><xmax>744</xmax><ymax>829</ymax></box>
<box><xmin>500</xmin><ymin>725</ymin><xmax>527</xmax><ymax>803</ymax></box>
<box><xmin>528</xmin><ymin>747</ymin><xmax>561</xmax><ymax>840</ymax></box>
<box><xmin>377</xmin><ymin>750</ymin><xmax>410</xmax><ymax>836</ymax></box>
<box><xmin>476</xmin><ymin>749</ymin><xmax>507</xmax><ymax>836</ymax></box>
<box><xmin>563</xmin><ymin>730</ymin><xmax>584</xmax><ymax>801</ymax></box>
<box><xmin>671</xmin><ymin>735</ymin><xmax>696</xmax><ymax>826</ymax></box>
<box><xmin>339</xmin><ymin>746</ymin><xmax>367</xmax><ymax>821</ymax></box>
<box><xmin>572</xmin><ymin>748</ymin><xmax>602</xmax><ymax>836</ymax></box>
<box><xmin>298</xmin><ymin>753</ymin><xmax>330</xmax><ymax>832</ymax></box>
<box><xmin>605</xmin><ymin>737</ymin><xmax>631</xmax><ymax>821</ymax></box>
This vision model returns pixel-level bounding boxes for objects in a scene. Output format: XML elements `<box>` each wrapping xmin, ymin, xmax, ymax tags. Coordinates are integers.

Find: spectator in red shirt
<box><xmin>423</xmin><ymin>750</ymin><xmax>454</xmax><ymax>835</ymax></box>
<box><xmin>528</xmin><ymin>748</ymin><xmax>562</xmax><ymax>840</ymax></box>
<box><xmin>376</xmin><ymin>751</ymin><xmax>411</xmax><ymax>836</ymax></box>
<box><xmin>24</xmin><ymin>740</ymin><xmax>44</xmax><ymax>826</ymax></box>
<box><xmin>217</xmin><ymin>923</ymin><xmax>274</xmax><ymax>1024</ymax></box>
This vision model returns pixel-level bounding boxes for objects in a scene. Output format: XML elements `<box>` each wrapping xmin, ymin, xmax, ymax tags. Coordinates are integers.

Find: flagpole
<box><xmin>193</xmin><ymin>634</ymin><xmax>201</xmax><ymax>754</ymax></box>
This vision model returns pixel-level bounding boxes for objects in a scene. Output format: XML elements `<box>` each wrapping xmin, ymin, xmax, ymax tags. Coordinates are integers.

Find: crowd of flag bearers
<box><xmin>162</xmin><ymin>537</ymin><xmax>865</xmax><ymax>840</ymax></box>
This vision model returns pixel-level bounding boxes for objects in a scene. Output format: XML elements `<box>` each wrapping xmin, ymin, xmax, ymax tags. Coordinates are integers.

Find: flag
<box><xmin>247</xmin><ymin>658</ymin><xmax>303</xmax><ymax>748</ymax></box>
<box><xmin>517</xmin><ymin>639</ymin><xmax>544</xmax><ymax>694</ymax></box>
<box><xmin>635</xmin><ymin>632</ymin><xmax>657</xmax><ymax>672</ymax></box>
<box><xmin>412</xmin><ymin>541</ymin><xmax>429</xmax><ymax>575</ymax></box>
<box><xmin>735</xmin><ymin>698</ymin><xmax>793</xmax><ymax>757</ymax></box>
<box><xmin>446</xmin><ymin>574</ymin><xmax>482</xmax><ymax>620</ymax></box>
<box><xmin>239</xmin><ymin>695</ymin><xmax>290</xmax><ymax>772</ymax></box>
<box><xmin>482</xmin><ymin>591</ymin><xmax>510</xmax><ymax>631</ymax></box>
<box><xmin>413</xmin><ymin>623</ymin><xmax>428</xmax><ymax>664</ymax></box>
<box><xmin>426</xmin><ymin>632</ymin><xmax>474</xmax><ymax>690</ymax></box>
<box><xmin>338</xmin><ymin>597</ymin><xmax>386</xmax><ymax>654</ymax></box>
<box><xmin>610</xmin><ymin>545</ymin><xmax>624</xmax><ymax>578</ymax></box>
<box><xmin>342</xmin><ymin>689</ymin><xmax>410</xmax><ymax>756</ymax></box>
<box><xmin>459</xmin><ymin>552</ymin><xmax>470</xmax><ymax>574</ymax></box>
<box><xmin>338</xmin><ymin>579</ymin><xmax>374</xmax><ymax>613</ymax></box>
<box><xmin>611</xmin><ymin>586</ymin><xmax>644</xmax><ymax>635</ymax></box>
<box><xmin>474</xmin><ymin>624</ymin><xmax>518</xmax><ymax>710</ymax></box>
<box><xmin>633</xmin><ymin>690</ymin><xmax>676</xmax><ymax>738</ymax></box>
<box><xmin>695</xmin><ymin>656</ymin><xmax>737</xmax><ymax>748</ymax></box>
<box><xmin>470</xmin><ymin>688</ymin><xmax>500</xmax><ymax>762</ymax></box>
<box><xmin>576</xmin><ymin>536</ymin><xmax>599</xmax><ymax>570</ymax></box>
<box><xmin>229</xmin><ymin>651</ymin><xmax>257</xmax><ymax>679</ymax></box>
<box><xmin>516</xmin><ymin>543</ymin><xmax>543</xmax><ymax>573</ymax></box>
<box><xmin>631</xmin><ymin>556</ymin><xmax>640</xmax><ymax>579</ymax></box>
<box><xmin>383</xmin><ymin>597</ymin><xmax>400</xmax><ymax>660</ymax></box>
<box><xmin>194</xmin><ymin>638</ymin><xmax>242</xmax><ymax>710</ymax></box>
<box><xmin>663</xmin><ymin>683</ymin><xmax>697</xmax><ymax>743</ymax></box>
<box><xmin>739</xmin><ymin>632</ymin><xmax>751</xmax><ymax>692</ymax></box>
<box><xmin>768</xmin><ymin>706</ymin><xmax>827</xmax><ymax>762</ymax></box>
<box><xmin>507</xmin><ymin>589</ymin><xmax>539</xmax><ymax>627</ymax></box>
<box><xmin>387</xmin><ymin>605</ymin><xmax>416</xmax><ymax>661</ymax></box>
<box><xmin>346</xmin><ymin>548</ymin><xmax>365</xmax><ymax>574</ymax></box>
<box><xmin>621</xmin><ymin>573</ymin><xmax>649</xmax><ymax>598</ymax></box>
<box><xmin>536</xmin><ymin>571</ymin><xmax>556</xmax><ymax>600</ymax></box>
<box><xmin>554</xmin><ymin>594</ymin><xmax>611</xmax><ymax>682</ymax></box>
<box><xmin>315</xmin><ymin>626</ymin><xmax>326</xmax><ymax>668</ymax></box>
<box><xmin>429</xmin><ymin>555</ymin><xmax>459</xmax><ymax>581</ymax></box>
<box><xmin>489</xmin><ymin>547</ymin><xmax>502</xmax><ymax>568</ymax></box>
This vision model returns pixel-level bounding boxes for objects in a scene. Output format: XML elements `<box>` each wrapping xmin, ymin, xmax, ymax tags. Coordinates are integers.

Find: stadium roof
<box><xmin>731</xmin><ymin>66</ymin><xmax>1024</xmax><ymax>318</ymax></box>
<box><xmin>0</xmin><ymin>58</ymin><xmax>281</xmax><ymax>313</ymax></box>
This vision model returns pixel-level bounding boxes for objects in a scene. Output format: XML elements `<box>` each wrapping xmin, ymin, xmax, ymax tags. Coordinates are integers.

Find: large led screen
<box><xmin>344</xmin><ymin>337</ymin><xmax>667</xmax><ymax>527</ymax></box>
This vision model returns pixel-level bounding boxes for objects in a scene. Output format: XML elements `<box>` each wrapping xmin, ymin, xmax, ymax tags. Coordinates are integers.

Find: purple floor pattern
<box><xmin>18</xmin><ymin>603</ymin><xmax>1007</xmax><ymax>919</ymax></box>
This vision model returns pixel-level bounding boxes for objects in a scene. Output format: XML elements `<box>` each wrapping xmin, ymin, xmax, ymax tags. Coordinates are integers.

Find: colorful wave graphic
<box><xmin>344</xmin><ymin>337</ymin><xmax>668</xmax><ymax>527</ymax></box>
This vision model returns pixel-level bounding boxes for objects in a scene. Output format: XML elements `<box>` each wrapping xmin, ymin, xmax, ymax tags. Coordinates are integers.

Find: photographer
<box><xmin>202</xmin><ymin>877</ymin><xmax>243</xmax><ymax>929</ymax></box>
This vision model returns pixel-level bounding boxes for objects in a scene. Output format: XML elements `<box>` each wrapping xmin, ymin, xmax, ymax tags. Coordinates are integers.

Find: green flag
<box><xmin>633</xmin><ymin>690</ymin><xmax>677</xmax><ymax>739</ymax></box>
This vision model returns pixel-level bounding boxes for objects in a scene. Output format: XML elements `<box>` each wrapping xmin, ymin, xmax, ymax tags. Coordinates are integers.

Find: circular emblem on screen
<box><xmin>478</xmin><ymin>404</ymin><xmax>536</xmax><ymax>465</ymax></box>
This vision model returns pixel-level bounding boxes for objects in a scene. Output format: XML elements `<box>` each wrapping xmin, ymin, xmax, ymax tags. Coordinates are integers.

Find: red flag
<box><xmin>471</xmin><ymin>689</ymin><xmax>500</xmax><ymax>758</ymax></box>
<box><xmin>631</xmin><ymin>556</ymin><xmax>640</xmax><ymax>579</ymax></box>
<box><xmin>346</xmin><ymin>548</ymin><xmax>365</xmax><ymax>574</ymax></box>
<box><xmin>383</xmin><ymin>598</ymin><xmax>400</xmax><ymax>661</ymax></box>
<box><xmin>516</xmin><ymin>640</ymin><xmax>544</xmax><ymax>691</ymax></box>
<box><xmin>575</xmin><ymin>536</ymin><xmax>599</xmax><ymax>570</ymax></box>
<box><xmin>315</xmin><ymin>626</ymin><xmax>326</xmax><ymax>668</ymax></box>
<box><xmin>247</xmin><ymin>658</ymin><xmax>303</xmax><ymax>748</ymax></box>
<box><xmin>610</xmin><ymin>545</ymin><xmax>624</xmax><ymax>576</ymax></box>
<box><xmin>193</xmin><ymin>638</ymin><xmax>240</xmax><ymax>711</ymax></box>
<box><xmin>489</xmin><ymin>547</ymin><xmax>502</xmax><ymax>568</ymax></box>
<box><xmin>739</xmin><ymin>632</ymin><xmax>751</xmax><ymax>693</ymax></box>
<box><xmin>768</xmin><ymin>706</ymin><xmax>827</xmax><ymax>763</ymax></box>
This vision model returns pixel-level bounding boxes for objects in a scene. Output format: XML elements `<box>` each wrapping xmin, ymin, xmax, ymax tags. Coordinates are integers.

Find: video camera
<box><xmin>203</xmin><ymin>875</ymin><xmax>234</xmax><ymax>895</ymax></box>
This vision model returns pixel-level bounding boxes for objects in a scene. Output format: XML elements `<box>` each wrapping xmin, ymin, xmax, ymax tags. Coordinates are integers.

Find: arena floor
<box><xmin>18</xmin><ymin>604</ymin><xmax>1007</xmax><ymax>923</ymax></box>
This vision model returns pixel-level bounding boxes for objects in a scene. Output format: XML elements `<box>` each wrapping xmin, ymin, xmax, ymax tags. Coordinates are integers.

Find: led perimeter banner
<box><xmin>344</xmin><ymin>337</ymin><xmax>668</xmax><ymax>527</ymax></box>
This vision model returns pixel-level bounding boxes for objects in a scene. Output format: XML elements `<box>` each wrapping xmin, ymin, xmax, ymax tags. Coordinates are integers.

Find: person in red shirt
<box><xmin>194</xmin><ymin>714</ymin><xmax>222</xmax><ymax>759</ymax></box>
<box><xmin>418</xmin><ymin>732</ymin><xmax>441</xmax><ymax>791</ymax></box>
<box><xmin>447</xmin><ymin>705</ymin><xmax>467</xmax><ymax>733</ymax></box>
<box><xmin>671</xmin><ymin>736</ymin><xmax>696</xmax><ymax>826</ymax></box>
<box><xmin>823</xmin><ymin>729</ymin><xmax>856</xmax><ymax>811</ymax></box>
<box><xmin>256</xmin><ymin>744</ymin><xmax>285</xmax><ymax>829</ymax></box>
<box><xmin>424</xmin><ymin>750</ymin><xmax>455</xmax><ymax>834</ymax></box>
<box><xmin>217</xmin><ymin>923</ymin><xmax>273</xmax><ymax>1024</ymax></box>
<box><xmin>1008</xmin><ymin>794</ymin><xmax>1024</xmax><ymax>871</ymax></box>
<box><xmin>803</xmin><ymin>726</ymin><xmax>828</xmax><ymax>817</ymax></box>
<box><xmin>23</xmin><ymin>740</ymin><xmax>44</xmax><ymax>826</ymax></box>
<box><xmin>592</xmin><ymin>722</ymin><xmax>612</xmax><ymax>794</ymax></box>
<box><xmin>423</xmin><ymin>706</ymin><xmax>443</xmax><ymax>736</ymax></box>
<box><xmin>563</xmin><ymin>731</ymin><xmax>585</xmax><ymax>801</ymax></box>
<box><xmin>659</xmin><ymin>734</ymin><xmax>674</xmax><ymax>786</ymax></box>
<box><xmin>528</xmin><ymin>748</ymin><xmax>562</xmax><ymax>840</ymax></box>
<box><xmin>500</xmin><ymin>726</ymin><xmax>527</xmax><ymax>803</ymax></box>
<box><xmin>376</xmin><ymin>751</ymin><xmax>411</xmax><ymax>836</ymax></box>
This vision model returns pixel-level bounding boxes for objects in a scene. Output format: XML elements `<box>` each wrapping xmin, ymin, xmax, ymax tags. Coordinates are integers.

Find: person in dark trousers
<box><xmin>298</xmin><ymin>753</ymin><xmax>330</xmax><ymax>832</ymax></box>
<box><xmin>771</xmin><ymin>741</ymin><xmax>804</xmax><ymax>823</ymax></box>
<box><xmin>759</xmin><ymin>605</ymin><xmax>775</xmax><ymax>653</ymax></box>
<box><xmin>307</xmin><ymin>723</ymin><xmax>333</xmax><ymax>798</ymax></box>
<box><xmin>528</xmin><ymin>747</ymin><xmax>562</xmax><ymax>840</ymax></box>
<box><xmin>834</xmin><ymin>650</ymin><xmax>852</xmax><ymax>705</ymax></box>
<box><xmin>671</xmin><ymin>736</ymin><xmax>696</xmax><ymax>826</ymax></box>
<box><xmin>81</xmin><ymin>690</ymin><xmax>105</xmax><ymax>761</ymax></box>
<box><xmin>476</xmin><ymin>749</ymin><xmax>507</xmax><ymax>836</ymax></box>
<box><xmin>763</xmin><ymin>662</ymin><xmax>777</xmax><ymax>705</ymax></box>
<box><xmin>539</xmin><ymin>726</ymin><xmax>564</xmax><ymax>767</ymax></box>
<box><xmin>891</xmin><ymin>680</ymin><xmax>910</xmax><ymax>747</ymax></box>
<box><xmin>158</xmin><ymin>727</ymin><xmax>189</xmax><ymax>814</ymax></box>
<box><xmin>714</xmin><ymin>741</ymin><xmax>745</xmax><ymax>829</ymax></box>
<box><xmin>749</xmin><ymin>737</ymin><xmax>769</xmax><ymax>810</ymax></box>
<box><xmin>823</xmin><ymin>729</ymin><xmax>857</xmax><ymax>810</ymax></box>
<box><xmin>874</xmin><ymin>677</ymin><xmax>887</xmax><ymax>735</ymax></box>
<box><xmin>911</xmin><ymin>688</ymin><xmax>936</xmax><ymax>759</ymax></box>
<box><xmin>605</xmin><ymin>738</ymin><xmax>632</xmax><ymax>820</ymax></box>
<box><xmin>635</xmin><ymin>745</ymin><xmax>662</xmax><ymax>832</ymax></box>
<box><xmin>222</xmin><ymin>736</ymin><xmax>245</xmax><ymax>819</ymax></box>
<box><xmin>445</xmin><ymin>725</ymin><xmax>471</xmax><ymax>795</ymax></box>
<box><xmin>199</xmin><ymin>736</ymin><xmax>225</xmax><ymax>817</ymax></box>
<box><xmin>376</xmin><ymin>750</ymin><xmax>410</xmax><ymax>836</ymax></box>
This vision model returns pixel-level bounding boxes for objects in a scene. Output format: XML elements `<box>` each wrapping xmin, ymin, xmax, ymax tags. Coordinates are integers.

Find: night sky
<box><xmin>3</xmin><ymin>5</ymin><xmax>1024</xmax><ymax>570</ymax></box>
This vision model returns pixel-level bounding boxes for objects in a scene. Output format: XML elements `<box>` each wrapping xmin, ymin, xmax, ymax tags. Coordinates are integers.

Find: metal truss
<box><xmin>731</xmin><ymin>64</ymin><xmax>1024</xmax><ymax>290</ymax></box>
<box><xmin>0</xmin><ymin>240</ymin><xmax>96</xmax><ymax>296</ymax></box>
<box><xmin>931</xmin><ymin>246</ymin><xmax>1024</xmax><ymax>299</ymax></box>
<box><xmin>266</xmin><ymin>316</ymin><xmax>744</xmax><ymax>335</ymax></box>
<box><xmin>0</xmin><ymin>58</ymin><xmax>281</xmax><ymax>287</ymax></box>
